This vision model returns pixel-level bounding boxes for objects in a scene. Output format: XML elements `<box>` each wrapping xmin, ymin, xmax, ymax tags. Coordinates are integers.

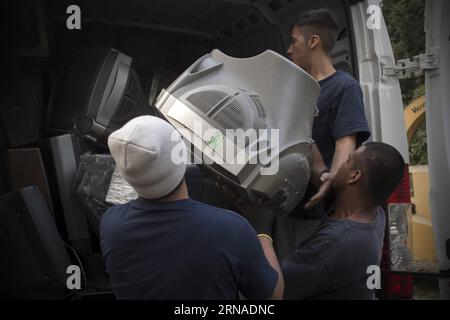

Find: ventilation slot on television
<box><xmin>251</xmin><ymin>97</ymin><xmax>266</xmax><ymax>118</ymax></box>
<box><xmin>186</xmin><ymin>90</ymin><xmax>228</xmax><ymax>114</ymax></box>
<box><xmin>213</xmin><ymin>100</ymin><xmax>246</xmax><ymax>130</ymax></box>
<box><xmin>114</xmin><ymin>98</ymin><xmax>135</xmax><ymax>122</ymax></box>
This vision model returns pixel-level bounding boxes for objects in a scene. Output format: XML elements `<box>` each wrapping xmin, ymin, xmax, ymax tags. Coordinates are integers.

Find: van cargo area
<box><xmin>1</xmin><ymin>0</ymin><xmax>449</xmax><ymax>302</ymax></box>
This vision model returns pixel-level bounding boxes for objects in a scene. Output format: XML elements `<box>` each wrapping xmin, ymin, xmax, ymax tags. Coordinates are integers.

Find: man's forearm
<box><xmin>311</xmin><ymin>143</ymin><xmax>328</xmax><ymax>188</ymax></box>
<box><xmin>258</xmin><ymin>236</ymin><xmax>284</xmax><ymax>300</ymax></box>
<box><xmin>304</xmin><ymin>136</ymin><xmax>356</xmax><ymax>209</ymax></box>
<box><xmin>330</xmin><ymin>135</ymin><xmax>357</xmax><ymax>176</ymax></box>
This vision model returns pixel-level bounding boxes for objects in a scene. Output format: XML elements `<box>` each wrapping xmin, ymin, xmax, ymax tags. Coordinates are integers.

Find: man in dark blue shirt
<box><xmin>274</xmin><ymin>9</ymin><xmax>370</xmax><ymax>260</ymax></box>
<box><xmin>101</xmin><ymin>115</ymin><xmax>283</xmax><ymax>299</ymax></box>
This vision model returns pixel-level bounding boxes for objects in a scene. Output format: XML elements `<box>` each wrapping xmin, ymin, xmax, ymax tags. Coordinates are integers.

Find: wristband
<box><xmin>257</xmin><ymin>233</ymin><xmax>273</xmax><ymax>244</ymax></box>
<box><xmin>319</xmin><ymin>168</ymin><xmax>330</xmax><ymax>179</ymax></box>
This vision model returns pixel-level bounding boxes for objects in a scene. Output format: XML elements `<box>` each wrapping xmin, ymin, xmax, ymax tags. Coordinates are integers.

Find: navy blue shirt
<box><xmin>292</xmin><ymin>71</ymin><xmax>370</xmax><ymax>218</ymax></box>
<box><xmin>100</xmin><ymin>198</ymin><xmax>277</xmax><ymax>300</ymax></box>
<box><xmin>282</xmin><ymin>208</ymin><xmax>386</xmax><ymax>300</ymax></box>
<box><xmin>313</xmin><ymin>70</ymin><xmax>370</xmax><ymax>166</ymax></box>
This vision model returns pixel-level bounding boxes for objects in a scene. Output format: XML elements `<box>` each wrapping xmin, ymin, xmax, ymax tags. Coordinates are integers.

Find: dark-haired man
<box><xmin>274</xmin><ymin>8</ymin><xmax>371</xmax><ymax>259</ymax></box>
<box><xmin>281</xmin><ymin>142</ymin><xmax>405</xmax><ymax>299</ymax></box>
<box><xmin>233</xmin><ymin>142</ymin><xmax>405</xmax><ymax>299</ymax></box>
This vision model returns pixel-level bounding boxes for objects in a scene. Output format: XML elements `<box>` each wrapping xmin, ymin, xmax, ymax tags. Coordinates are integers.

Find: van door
<box><xmin>424</xmin><ymin>0</ymin><xmax>450</xmax><ymax>299</ymax></box>
<box><xmin>350</xmin><ymin>0</ymin><xmax>409</xmax><ymax>157</ymax></box>
<box><xmin>350</xmin><ymin>0</ymin><xmax>413</xmax><ymax>299</ymax></box>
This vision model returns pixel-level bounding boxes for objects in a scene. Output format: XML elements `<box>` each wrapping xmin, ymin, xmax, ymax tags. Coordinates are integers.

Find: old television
<box><xmin>46</xmin><ymin>47</ymin><xmax>155</xmax><ymax>145</ymax></box>
<box><xmin>156</xmin><ymin>49</ymin><xmax>320</xmax><ymax>213</ymax></box>
<box><xmin>0</xmin><ymin>186</ymin><xmax>71</xmax><ymax>299</ymax></box>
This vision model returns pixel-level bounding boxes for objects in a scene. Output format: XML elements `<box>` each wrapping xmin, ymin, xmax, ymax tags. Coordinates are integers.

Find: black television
<box><xmin>0</xmin><ymin>186</ymin><xmax>71</xmax><ymax>299</ymax></box>
<box><xmin>45</xmin><ymin>47</ymin><xmax>155</xmax><ymax>145</ymax></box>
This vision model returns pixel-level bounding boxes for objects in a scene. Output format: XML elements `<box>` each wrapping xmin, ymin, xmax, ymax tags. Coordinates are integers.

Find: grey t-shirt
<box><xmin>282</xmin><ymin>208</ymin><xmax>386</xmax><ymax>300</ymax></box>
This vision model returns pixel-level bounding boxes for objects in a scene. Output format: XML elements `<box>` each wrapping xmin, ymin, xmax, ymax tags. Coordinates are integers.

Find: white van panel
<box><xmin>424</xmin><ymin>0</ymin><xmax>450</xmax><ymax>277</ymax></box>
<box><xmin>350</xmin><ymin>0</ymin><xmax>409</xmax><ymax>162</ymax></box>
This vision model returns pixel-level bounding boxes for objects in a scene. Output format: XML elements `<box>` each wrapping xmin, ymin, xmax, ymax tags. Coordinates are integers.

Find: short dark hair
<box><xmin>293</xmin><ymin>8</ymin><xmax>338</xmax><ymax>55</ymax></box>
<box><xmin>356</xmin><ymin>142</ymin><xmax>405</xmax><ymax>206</ymax></box>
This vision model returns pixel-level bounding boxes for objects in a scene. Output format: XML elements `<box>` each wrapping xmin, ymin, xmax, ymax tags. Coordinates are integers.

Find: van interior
<box><xmin>0</xmin><ymin>0</ymin><xmax>368</xmax><ymax>299</ymax></box>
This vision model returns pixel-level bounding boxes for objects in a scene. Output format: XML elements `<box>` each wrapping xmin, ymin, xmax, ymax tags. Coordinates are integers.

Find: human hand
<box><xmin>304</xmin><ymin>172</ymin><xmax>334</xmax><ymax>209</ymax></box>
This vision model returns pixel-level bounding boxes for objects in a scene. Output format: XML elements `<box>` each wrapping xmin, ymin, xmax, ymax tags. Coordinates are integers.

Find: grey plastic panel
<box><xmin>156</xmin><ymin>49</ymin><xmax>320</xmax><ymax>213</ymax></box>
<box><xmin>95</xmin><ymin>52</ymin><xmax>132</xmax><ymax>127</ymax></box>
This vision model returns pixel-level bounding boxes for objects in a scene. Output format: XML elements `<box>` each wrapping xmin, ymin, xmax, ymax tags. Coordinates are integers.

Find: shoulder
<box><xmin>374</xmin><ymin>207</ymin><xmax>387</xmax><ymax>231</ymax></box>
<box><xmin>319</xmin><ymin>71</ymin><xmax>362</xmax><ymax>106</ymax></box>
<box><xmin>100</xmin><ymin>202</ymin><xmax>131</xmax><ymax>232</ymax></box>
<box><xmin>102</xmin><ymin>203</ymin><xmax>124</xmax><ymax>221</ymax></box>
<box><xmin>102</xmin><ymin>202</ymin><xmax>130</xmax><ymax>219</ymax></box>
<box><xmin>188</xmin><ymin>201</ymin><xmax>258</xmax><ymax>248</ymax></box>
<box><xmin>325</xmin><ymin>71</ymin><xmax>362</xmax><ymax>99</ymax></box>
<box><xmin>99</xmin><ymin>203</ymin><xmax>133</xmax><ymax>249</ymax></box>
<box><xmin>308</xmin><ymin>213</ymin><xmax>386</xmax><ymax>255</ymax></box>
<box><xmin>189</xmin><ymin>200</ymin><xmax>250</xmax><ymax>227</ymax></box>
<box><xmin>334</xmin><ymin>70</ymin><xmax>361</xmax><ymax>90</ymax></box>
<box><xmin>302</xmin><ymin>219</ymin><xmax>353</xmax><ymax>255</ymax></box>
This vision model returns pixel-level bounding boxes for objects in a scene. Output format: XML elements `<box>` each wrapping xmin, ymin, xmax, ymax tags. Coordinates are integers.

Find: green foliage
<box><xmin>382</xmin><ymin>0</ymin><xmax>425</xmax><ymax>62</ymax></box>
<box><xmin>382</xmin><ymin>0</ymin><xmax>425</xmax><ymax>106</ymax></box>
<box><xmin>410</xmin><ymin>121</ymin><xmax>428</xmax><ymax>165</ymax></box>
<box><xmin>382</xmin><ymin>0</ymin><xmax>427</xmax><ymax>165</ymax></box>
<box><xmin>412</xmin><ymin>83</ymin><xmax>425</xmax><ymax>101</ymax></box>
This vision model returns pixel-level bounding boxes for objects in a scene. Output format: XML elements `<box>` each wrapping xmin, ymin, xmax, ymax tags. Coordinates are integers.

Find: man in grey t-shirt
<box><xmin>230</xmin><ymin>142</ymin><xmax>405</xmax><ymax>299</ymax></box>
<box><xmin>282</xmin><ymin>207</ymin><xmax>385</xmax><ymax>299</ymax></box>
<box><xmin>281</xmin><ymin>142</ymin><xmax>405</xmax><ymax>299</ymax></box>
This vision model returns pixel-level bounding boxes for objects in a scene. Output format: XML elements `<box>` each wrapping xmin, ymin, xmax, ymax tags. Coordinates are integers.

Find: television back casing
<box><xmin>156</xmin><ymin>49</ymin><xmax>320</xmax><ymax>213</ymax></box>
<box><xmin>46</xmin><ymin>48</ymin><xmax>153</xmax><ymax>145</ymax></box>
<box><xmin>0</xmin><ymin>186</ymin><xmax>71</xmax><ymax>299</ymax></box>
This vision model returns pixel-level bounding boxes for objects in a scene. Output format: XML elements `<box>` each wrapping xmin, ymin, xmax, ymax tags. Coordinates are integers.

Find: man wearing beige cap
<box><xmin>101</xmin><ymin>115</ymin><xmax>283</xmax><ymax>300</ymax></box>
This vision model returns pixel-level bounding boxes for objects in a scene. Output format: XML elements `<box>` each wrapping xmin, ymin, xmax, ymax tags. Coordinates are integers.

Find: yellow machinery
<box><xmin>404</xmin><ymin>96</ymin><xmax>437</xmax><ymax>262</ymax></box>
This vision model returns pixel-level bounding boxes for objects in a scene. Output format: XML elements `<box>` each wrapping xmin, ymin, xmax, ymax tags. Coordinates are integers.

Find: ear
<box><xmin>307</xmin><ymin>35</ymin><xmax>321</xmax><ymax>50</ymax></box>
<box><xmin>347</xmin><ymin>169</ymin><xmax>362</xmax><ymax>185</ymax></box>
